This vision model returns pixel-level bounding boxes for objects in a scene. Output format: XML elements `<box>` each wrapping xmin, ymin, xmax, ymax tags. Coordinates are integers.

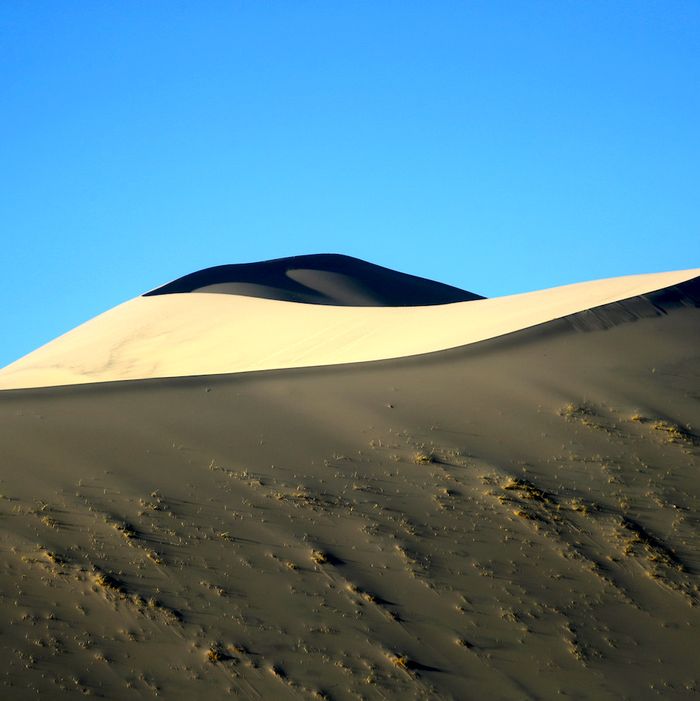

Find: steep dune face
<box><xmin>143</xmin><ymin>253</ymin><xmax>484</xmax><ymax>305</ymax></box>
<box><xmin>0</xmin><ymin>284</ymin><xmax>698</xmax><ymax>700</ymax></box>
<box><xmin>0</xmin><ymin>262</ymin><xmax>698</xmax><ymax>390</ymax></box>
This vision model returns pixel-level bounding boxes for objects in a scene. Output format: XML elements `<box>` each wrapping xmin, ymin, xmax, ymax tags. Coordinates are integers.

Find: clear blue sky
<box><xmin>1</xmin><ymin>1</ymin><xmax>699</xmax><ymax>367</ymax></box>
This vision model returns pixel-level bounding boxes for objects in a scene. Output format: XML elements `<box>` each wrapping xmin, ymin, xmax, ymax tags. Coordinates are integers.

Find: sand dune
<box><xmin>144</xmin><ymin>253</ymin><xmax>484</xmax><ymax>305</ymax></box>
<box><xmin>0</xmin><ymin>260</ymin><xmax>697</xmax><ymax>390</ymax></box>
<box><xmin>0</xmin><ymin>270</ymin><xmax>698</xmax><ymax>700</ymax></box>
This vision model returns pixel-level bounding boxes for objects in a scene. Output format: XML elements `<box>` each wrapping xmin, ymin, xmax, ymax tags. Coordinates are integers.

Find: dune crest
<box><xmin>143</xmin><ymin>253</ymin><xmax>483</xmax><ymax>305</ymax></box>
<box><xmin>0</xmin><ymin>260</ymin><xmax>698</xmax><ymax>390</ymax></box>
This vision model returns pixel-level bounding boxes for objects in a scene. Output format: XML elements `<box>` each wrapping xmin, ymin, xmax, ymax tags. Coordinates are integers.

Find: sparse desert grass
<box><xmin>512</xmin><ymin>508</ymin><xmax>538</xmax><ymax>521</ymax></box>
<box><xmin>206</xmin><ymin>643</ymin><xmax>229</xmax><ymax>663</ymax></box>
<box><xmin>146</xmin><ymin>549</ymin><xmax>164</xmax><ymax>565</ymax></box>
<box><xmin>628</xmin><ymin>413</ymin><xmax>694</xmax><ymax>444</ymax></box>
<box><xmin>559</xmin><ymin>402</ymin><xmax>593</xmax><ymax>420</ymax></box>
<box><xmin>569</xmin><ymin>498</ymin><xmax>597</xmax><ymax>515</ymax></box>
<box><xmin>112</xmin><ymin>520</ymin><xmax>137</xmax><ymax>540</ymax></box>
<box><xmin>563</xmin><ymin>623</ymin><xmax>587</xmax><ymax>663</ymax></box>
<box><xmin>558</xmin><ymin>402</ymin><xmax>613</xmax><ymax>430</ymax></box>
<box><xmin>455</xmin><ymin>638</ymin><xmax>473</xmax><ymax>648</ymax></box>
<box><xmin>311</xmin><ymin>549</ymin><xmax>328</xmax><ymax>565</ymax></box>
<box><xmin>651</xmin><ymin>419</ymin><xmax>691</xmax><ymax>444</ymax></box>
<box><xmin>389</xmin><ymin>653</ymin><xmax>409</xmax><ymax>670</ymax></box>
<box><xmin>413</xmin><ymin>450</ymin><xmax>436</xmax><ymax>465</ymax></box>
<box><xmin>42</xmin><ymin>550</ymin><xmax>65</xmax><ymax>565</ymax></box>
<box><xmin>502</xmin><ymin>477</ymin><xmax>552</xmax><ymax>504</ymax></box>
<box><xmin>93</xmin><ymin>570</ymin><xmax>125</xmax><ymax>594</ymax></box>
<box><xmin>619</xmin><ymin>517</ymin><xmax>684</xmax><ymax>571</ymax></box>
<box><xmin>269</xmin><ymin>664</ymin><xmax>286</xmax><ymax>679</ymax></box>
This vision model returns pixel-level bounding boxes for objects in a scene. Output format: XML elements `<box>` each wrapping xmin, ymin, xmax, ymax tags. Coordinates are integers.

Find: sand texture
<box><xmin>0</xmin><ymin>273</ymin><xmax>699</xmax><ymax>699</ymax></box>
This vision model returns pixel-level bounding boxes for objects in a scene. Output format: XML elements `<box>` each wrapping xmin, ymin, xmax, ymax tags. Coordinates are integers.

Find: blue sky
<box><xmin>1</xmin><ymin>1</ymin><xmax>698</xmax><ymax>367</ymax></box>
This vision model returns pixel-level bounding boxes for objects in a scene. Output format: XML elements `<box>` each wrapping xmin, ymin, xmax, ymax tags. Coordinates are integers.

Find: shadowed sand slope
<box><xmin>144</xmin><ymin>253</ymin><xmax>484</xmax><ymax>305</ymax></box>
<box><xmin>0</xmin><ymin>266</ymin><xmax>697</xmax><ymax>389</ymax></box>
<box><xmin>0</xmin><ymin>284</ymin><xmax>699</xmax><ymax>699</ymax></box>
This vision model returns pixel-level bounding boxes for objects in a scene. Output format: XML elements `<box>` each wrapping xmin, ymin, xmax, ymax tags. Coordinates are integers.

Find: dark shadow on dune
<box><xmin>404</xmin><ymin>659</ymin><xmax>444</xmax><ymax>673</ymax></box>
<box><xmin>143</xmin><ymin>253</ymin><xmax>484</xmax><ymax>306</ymax></box>
<box><xmin>561</xmin><ymin>276</ymin><xmax>700</xmax><ymax>332</ymax></box>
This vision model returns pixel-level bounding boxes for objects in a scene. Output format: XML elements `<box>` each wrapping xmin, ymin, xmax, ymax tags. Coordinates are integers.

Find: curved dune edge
<box><xmin>1</xmin><ymin>268</ymin><xmax>698</xmax><ymax>390</ymax></box>
<box><xmin>143</xmin><ymin>253</ymin><xmax>483</xmax><ymax>305</ymax></box>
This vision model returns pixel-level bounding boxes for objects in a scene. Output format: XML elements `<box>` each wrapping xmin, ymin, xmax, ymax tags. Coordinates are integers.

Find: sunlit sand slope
<box><xmin>0</xmin><ymin>267</ymin><xmax>697</xmax><ymax>389</ymax></box>
<box><xmin>0</xmin><ymin>279</ymin><xmax>698</xmax><ymax>699</ymax></box>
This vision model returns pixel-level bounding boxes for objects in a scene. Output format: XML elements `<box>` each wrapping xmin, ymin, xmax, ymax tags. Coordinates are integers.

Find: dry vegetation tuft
<box><xmin>413</xmin><ymin>450</ymin><xmax>436</xmax><ymax>465</ymax></box>
<box><xmin>206</xmin><ymin>643</ymin><xmax>229</xmax><ymax>663</ymax></box>
<box><xmin>559</xmin><ymin>402</ymin><xmax>593</xmax><ymax>420</ymax></box>
<box><xmin>651</xmin><ymin>419</ymin><xmax>692</xmax><ymax>444</ymax></box>
<box><xmin>311</xmin><ymin>549</ymin><xmax>329</xmax><ymax>565</ymax></box>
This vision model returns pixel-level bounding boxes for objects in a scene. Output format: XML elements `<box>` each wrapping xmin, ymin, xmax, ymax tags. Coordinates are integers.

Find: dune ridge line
<box><xmin>0</xmin><ymin>264</ymin><xmax>697</xmax><ymax>390</ymax></box>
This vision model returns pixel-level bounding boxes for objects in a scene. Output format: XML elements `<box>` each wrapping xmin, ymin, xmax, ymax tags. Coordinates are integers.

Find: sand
<box><xmin>143</xmin><ymin>253</ymin><xmax>485</xmax><ymax>305</ymax></box>
<box><xmin>0</xmin><ymin>265</ymin><xmax>697</xmax><ymax>390</ymax></box>
<box><xmin>0</xmin><ymin>262</ymin><xmax>698</xmax><ymax>699</ymax></box>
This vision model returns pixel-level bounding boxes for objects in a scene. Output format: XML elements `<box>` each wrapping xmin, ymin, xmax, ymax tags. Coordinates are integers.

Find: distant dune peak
<box><xmin>143</xmin><ymin>253</ymin><xmax>484</xmax><ymax>306</ymax></box>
